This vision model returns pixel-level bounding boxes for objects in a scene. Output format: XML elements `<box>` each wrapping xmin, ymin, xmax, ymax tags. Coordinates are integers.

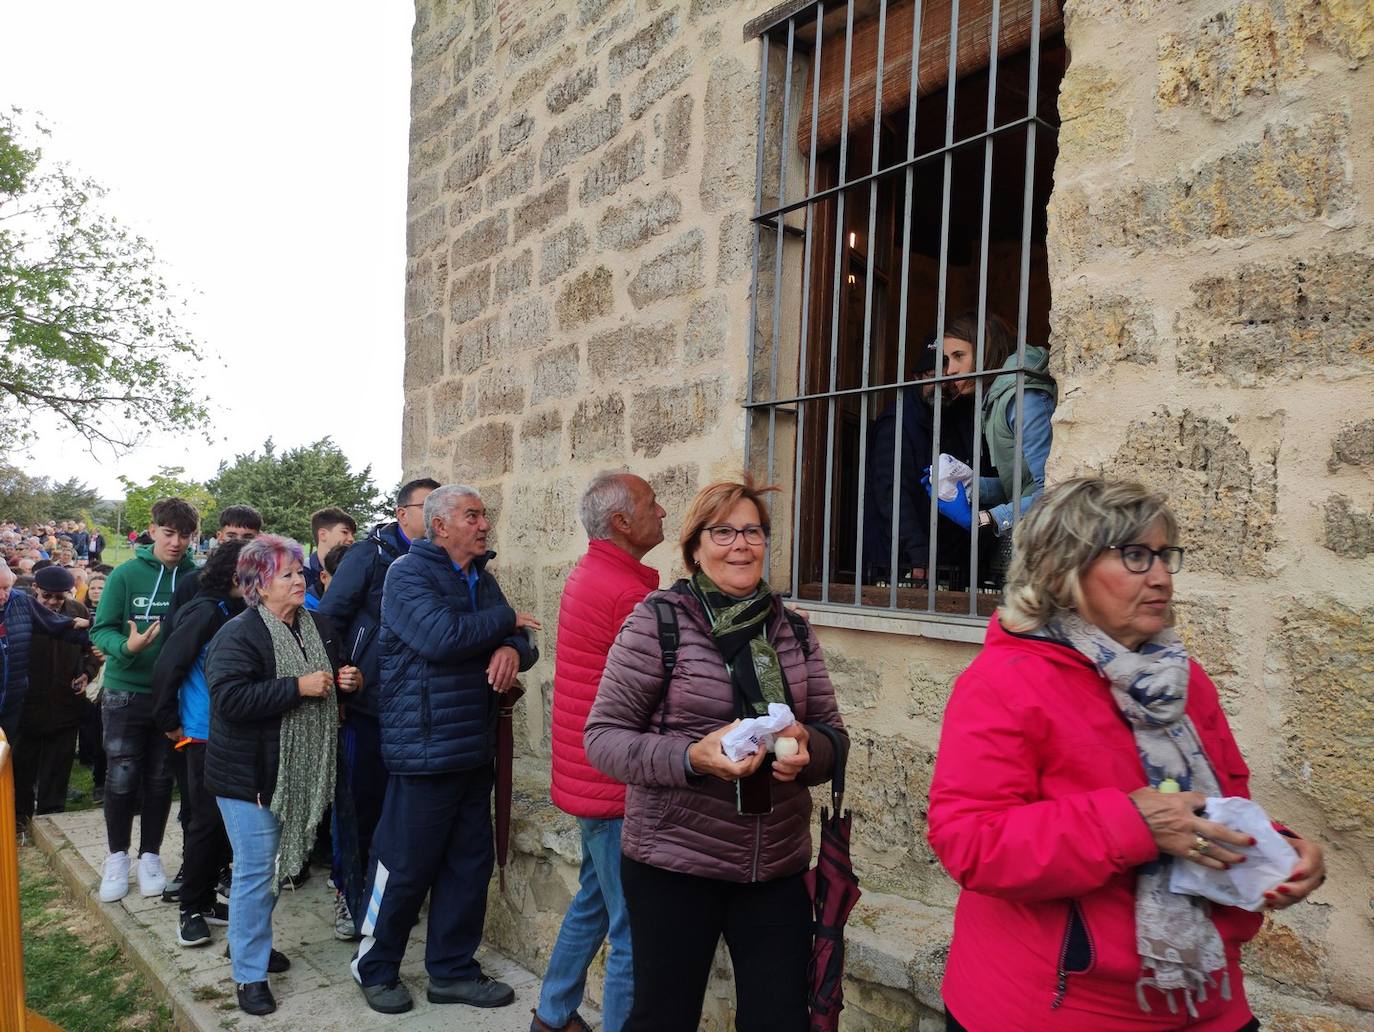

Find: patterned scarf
<box><xmin>689</xmin><ymin>572</ymin><xmax>787</xmax><ymax>717</ymax></box>
<box><xmin>258</xmin><ymin>606</ymin><xmax>337</xmax><ymax>894</ymax></box>
<box><xmin>1041</xmin><ymin>611</ymin><xmax>1229</xmax><ymax>1017</ymax></box>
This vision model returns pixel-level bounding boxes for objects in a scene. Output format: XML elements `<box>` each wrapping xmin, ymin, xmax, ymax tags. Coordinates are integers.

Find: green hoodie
<box><xmin>91</xmin><ymin>544</ymin><xmax>198</xmax><ymax>694</ymax></box>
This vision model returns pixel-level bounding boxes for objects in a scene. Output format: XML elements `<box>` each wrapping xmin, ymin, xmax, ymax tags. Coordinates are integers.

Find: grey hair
<box><xmin>424</xmin><ymin>484</ymin><xmax>483</xmax><ymax>542</ymax></box>
<box><xmin>579</xmin><ymin>471</ymin><xmax>634</xmax><ymax>540</ymax></box>
<box><xmin>999</xmin><ymin>476</ymin><xmax>1180</xmax><ymax>633</ymax></box>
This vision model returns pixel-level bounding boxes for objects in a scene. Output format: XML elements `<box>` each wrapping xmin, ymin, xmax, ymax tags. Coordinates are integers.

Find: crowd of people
<box><xmin>0</xmin><ymin>461</ymin><xmax>1331</xmax><ymax>1030</ymax></box>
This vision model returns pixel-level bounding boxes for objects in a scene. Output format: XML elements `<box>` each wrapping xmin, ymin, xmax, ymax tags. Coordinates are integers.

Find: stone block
<box><xmin>1178</xmin><ymin>252</ymin><xmax>1374</xmax><ymax>386</ymax></box>
<box><xmin>514</xmin><ymin>179</ymin><xmax>570</xmax><ymax>244</ymax></box>
<box><xmin>540</xmin><ymin>96</ymin><xmax>624</xmax><ymax>181</ymax></box>
<box><xmin>520</xmin><ymin>408</ymin><xmax>564</xmax><ymax>471</ymax></box>
<box><xmin>451</xmin><ymin>315</ymin><xmax>505</xmax><ymax>375</ymax></box>
<box><xmin>556</xmin><ymin>266</ymin><xmax>615</xmax><ymax>330</ymax></box>
<box><xmin>700</xmin><ymin>55</ymin><xmax>755</xmax><ymax>212</ymax></box>
<box><xmin>450</xmin><ymin>211</ymin><xmax>509</xmax><ymax>270</ymax></box>
<box><xmin>410</xmin><ymin>88</ymin><xmax>468</xmax><ymax>147</ymax></box>
<box><xmin>406</xmin><ymin>204</ymin><xmax>446</xmax><ymax>258</ymax></box>
<box><xmin>476</xmin><ymin>362</ymin><xmax>526</xmax><ymax>417</ymax></box>
<box><xmin>1108</xmin><ymin>408</ymin><xmax>1277</xmax><ymax>575</ymax></box>
<box><xmin>410</xmin><ymin>133</ymin><xmax>447</xmax><ymax>175</ymax></box>
<box><xmin>453</xmin><ymin>24</ymin><xmax>494</xmax><ymax>85</ymax></box>
<box><xmin>629</xmin><ymin>45</ymin><xmax>693</xmax><ymax>119</ymax></box>
<box><xmin>512</xmin><ymin>45</ymin><xmax>577</xmax><ymax>108</ymax></box>
<box><xmin>1049</xmin><ymin>290</ymin><xmax>1157</xmax><ymax>378</ymax></box>
<box><xmin>587</xmin><ymin>322</ymin><xmax>677</xmax><ymax>380</ymax></box>
<box><xmin>411</xmin><ymin>55</ymin><xmax>446</xmax><ymax>117</ymax></box>
<box><xmin>546</xmin><ymin>66</ymin><xmax>598</xmax><ymax>116</ymax></box>
<box><xmin>411</xmin><ymin>10</ymin><xmax>464</xmax><ymax>66</ymax></box>
<box><xmin>508</xmin><ymin>296</ymin><xmax>553</xmax><ymax>351</ymax></box>
<box><xmin>683</xmin><ymin>293</ymin><xmax>728</xmax><ymax>364</ymax></box>
<box><xmin>1329</xmin><ymin>419</ymin><xmax>1374</xmax><ymax>471</ymax></box>
<box><xmin>499</xmin><ymin>112</ymin><xmax>535</xmax><ymax>155</ymax></box>
<box><xmin>451</xmin><ymin>421</ymin><xmax>514</xmax><ymax>482</ymax></box>
<box><xmin>1323</xmin><ymin>495</ymin><xmax>1374</xmax><ymax>558</ymax></box>
<box><xmin>588</xmin><ymin>1</ymin><xmax>635</xmax><ymax>56</ymax></box>
<box><xmin>493</xmin><ymin>250</ymin><xmax>533</xmax><ymax>303</ymax></box>
<box><xmin>628</xmin><ymin>229</ymin><xmax>704</xmax><ymax>308</ymax></box>
<box><xmin>1275</xmin><ymin>599</ymin><xmax>1374</xmax><ymax>837</ymax></box>
<box><xmin>1050</xmin><ymin>114</ymin><xmax>1353</xmax><ymax>262</ymax></box>
<box><xmin>826</xmin><ymin>651</ymin><xmax>884</xmax><ymax>714</ymax></box>
<box><xmin>578</xmin><ymin>0</ymin><xmax>619</xmax><ymax>29</ymax></box>
<box><xmin>408</xmin><ymin>171</ymin><xmax>439</xmax><ymax>212</ymax></box>
<box><xmin>1056</xmin><ymin>63</ymin><xmax>1128</xmax><ymax>163</ymax></box>
<box><xmin>405</xmin><ymin>254</ymin><xmax>448</xmax><ymax>320</ymax></box>
<box><xmin>402</xmin><ymin>389</ymin><xmax>430</xmax><ymax>456</ymax></box>
<box><xmin>716</xmin><ymin>208</ymin><xmax>751</xmax><ymax>286</ymax></box>
<box><xmin>485</xmin><ymin>149</ymin><xmax>536</xmax><ymax>206</ymax></box>
<box><xmin>448</xmin><ymin>262</ymin><xmax>491</xmax><ymax>326</ymax></box>
<box><xmin>404</xmin><ymin>313</ymin><xmax>444</xmax><ymax>386</ymax></box>
<box><xmin>580</xmin><ymin>131</ymin><xmax>645</xmax><ymax>204</ymax></box>
<box><xmin>608</xmin><ymin>11</ymin><xmax>679</xmax><ymax>85</ymax></box>
<box><xmin>630</xmin><ymin>377</ymin><xmax>723</xmax><ymax>458</ymax></box>
<box><xmin>661</xmin><ymin>93</ymin><xmax>694</xmax><ymax>177</ymax></box>
<box><xmin>1246</xmin><ymin>912</ymin><xmax>1332</xmax><ymax>995</ymax></box>
<box><xmin>1171</xmin><ymin>596</ymin><xmax>1241</xmax><ymax>707</ymax></box>
<box><xmin>447</xmin><ymin>184</ymin><xmax>484</xmax><ymax>228</ymax></box>
<box><xmin>431</xmin><ymin>378</ymin><xmax>468</xmax><ymax>438</ymax></box>
<box><xmin>509</xmin><ymin>12</ymin><xmax>568</xmax><ymax>69</ymax></box>
<box><xmin>531</xmin><ymin>342</ymin><xmax>581</xmax><ymax>405</ymax></box>
<box><xmin>540</xmin><ymin>223</ymin><xmax>590</xmax><ymax>286</ymax></box>
<box><xmin>570</xmin><ymin>394</ymin><xmax>627</xmax><ymax>460</ymax></box>
<box><xmin>444</xmin><ymin>136</ymin><xmax>491</xmax><ymax>193</ymax></box>
<box><xmin>509</xmin><ymin>476</ymin><xmax>580</xmax><ymax>553</ymax></box>
<box><xmin>597</xmin><ymin>190</ymin><xmax>682</xmax><ymax>250</ymax></box>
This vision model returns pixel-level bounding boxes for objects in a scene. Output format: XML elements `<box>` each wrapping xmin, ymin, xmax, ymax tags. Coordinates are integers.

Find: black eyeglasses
<box><xmin>704</xmin><ymin>524</ymin><xmax>768</xmax><ymax>546</ymax></box>
<box><xmin>1109</xmin><ymin>544</ymin><xmax>1184</xmax><ymax>574</ymax></box>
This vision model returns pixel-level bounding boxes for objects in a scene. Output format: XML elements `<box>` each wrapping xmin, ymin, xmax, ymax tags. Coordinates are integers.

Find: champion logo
<box><xmin>131</xmin><ymin>596</ymin><xmax>164</xmax><ymax>610</ymax></box>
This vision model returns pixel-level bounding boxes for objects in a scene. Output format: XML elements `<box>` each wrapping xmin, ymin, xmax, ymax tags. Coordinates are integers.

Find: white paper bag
<box><xmin>720</xmin><ymin>703</ymin><xmax>796</xmax><ymax>762</ymax></box>
<box><xmin>937</xmin><ymin>453</ymin><xmax>974</xmax><ymax>502</ymax></box>
<box><xmin>1167</xmin><ymin>796</ymin><xmax>1298</xmax><ymax>912</ymax></box>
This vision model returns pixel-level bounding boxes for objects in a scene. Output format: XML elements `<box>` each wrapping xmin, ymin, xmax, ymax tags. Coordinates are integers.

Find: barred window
<box><xmin>745</xmin><ymin>0</ymin><xmax>1065</xmax><ymax>624</ymax></box>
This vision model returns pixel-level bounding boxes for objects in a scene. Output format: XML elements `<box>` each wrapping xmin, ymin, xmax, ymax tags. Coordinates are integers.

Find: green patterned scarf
<box><xmin>690</xmin><ymin>571</ymin><xmax>788</xmax><ymax>716</ymax></box>
<box><xmin>258</xmin><ymin>606</ymin><xmax>337</xmax><ymax>893</ymax></box>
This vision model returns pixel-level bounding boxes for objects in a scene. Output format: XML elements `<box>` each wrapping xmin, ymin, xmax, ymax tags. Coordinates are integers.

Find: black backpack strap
<box><xmin>652</xmin><ymin>598</ymin><xmax>680</xmax><ymax>735</ymax></box>
<box><xmin>783</xmin><ymin>608</ymin><xmax>812</xmax><ymax>657</ymax></box>
<box><xmin>808</xmin><ymin>721</ymin><xmax>848</xmax><ymax>814</ymax></box>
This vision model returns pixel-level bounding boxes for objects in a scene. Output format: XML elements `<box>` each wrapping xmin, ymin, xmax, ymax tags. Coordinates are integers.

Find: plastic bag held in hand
<box><xmin>1168</xmin><ymin>797</ymin><xmax>1298</xmax><ymax>912</ymax></box>
<box><xmin>936</xmin><ymin>453</ymin><xmax>974</xmax><ymax>502</ymax></box>
<box><xmin>720</xmin><ymin>704</ymin><xmax>797</xmax><ymax>762</ymax></box>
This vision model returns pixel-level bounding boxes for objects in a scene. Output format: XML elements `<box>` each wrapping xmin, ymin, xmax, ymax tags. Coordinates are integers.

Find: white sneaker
<box><xmin>99</xmin><ymin>851</ymin><xmax>130</xmax><ymax>903</ymax></box>
<box><xmin>137</xmin><ymin>853</ymin><xmax>166</xmax><ymax>898</ymax></box>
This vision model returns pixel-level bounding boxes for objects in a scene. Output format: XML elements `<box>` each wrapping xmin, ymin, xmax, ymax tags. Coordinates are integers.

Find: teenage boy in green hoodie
<box><xmin>92</xmin><ymin>496</ymin><xmax>200</xmax><ymax>904</ymax></box>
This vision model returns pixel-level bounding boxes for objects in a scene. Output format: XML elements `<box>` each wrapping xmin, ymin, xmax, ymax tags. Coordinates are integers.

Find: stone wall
<box><xmin>403</xmin><ymin>0</ymin><xmax>1374</xmax><ymax>1029</ymax></box>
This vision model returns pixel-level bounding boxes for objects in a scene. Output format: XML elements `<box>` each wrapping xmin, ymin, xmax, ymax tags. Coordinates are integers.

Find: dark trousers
<box><xmin>332</xmin><ymin>710</ymin><xmax>387</xmax><ymax>888</ymax></box>
<box><xmin>171</xmin><ymin>743</ymin><xmax>190</xmax><ymax>835</ymax></box>
<box><xmin>352</xmin><ymin>766</ymin><xmax>494</xmax><ymax>987</ymax></box>
<box><xmin>78</xmin><ymin>700</ymin><xmax>106</xmax><ymax>786</ymax></box>
<box><xmin>178</xmin><ymin>743</ymin><xmax>231</xmax><ymax>915</ymax></box>
<box><xmin>620</xmin><ymin>856</ymin><xmax>811</xmax><ymax>1032</ymax></box>
<box><xmin>13</xmin><ymin>726</ymin><xmax>78</xmax><ymax>823</ymax></box>
<box><xmin>101</xmin><ymin>690</ymin><xmax>173</xmax><ymax>856</ymax></box>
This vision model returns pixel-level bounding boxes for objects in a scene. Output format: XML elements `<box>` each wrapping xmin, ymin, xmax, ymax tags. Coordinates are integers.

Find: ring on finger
<box><xmin>1192</xmin><ymin>835</ymin><xmax>1212</xmax><ymax>856</ymax></box>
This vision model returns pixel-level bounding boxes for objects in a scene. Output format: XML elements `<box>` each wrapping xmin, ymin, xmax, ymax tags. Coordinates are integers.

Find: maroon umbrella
<box><xmin>804</xmin><ymin>724</ymin><xmax>859</xmax><ymax>1032</ymax></box>
<box><xmin>494</xmin><ymin>679</ymin><xmax>525</xmax><ymax>893</ymax></box>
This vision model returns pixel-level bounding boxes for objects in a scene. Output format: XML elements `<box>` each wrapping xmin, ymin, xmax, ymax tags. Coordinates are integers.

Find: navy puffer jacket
<box><xmin>378</xmin><ymin>540</ymin><xmax>538</xmax><ymax>775</ymax></box>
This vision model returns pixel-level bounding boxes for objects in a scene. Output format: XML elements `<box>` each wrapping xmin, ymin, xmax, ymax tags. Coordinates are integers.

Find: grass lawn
<box><xmin>20</xmin><ymin>843</ymin><xmax>174</xmax><ymax>1031</ymax></box>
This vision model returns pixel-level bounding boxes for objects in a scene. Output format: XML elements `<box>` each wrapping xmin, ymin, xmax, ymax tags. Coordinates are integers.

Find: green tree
<box><xmin>0</xmin><ymin>463</ymin><xmax>100</xmax><ymax>524</ymax></box>
<box><xmin>47</xmin><ymin>476</ymin><xmax>100</xmax><ymax>520</ymax></box>
<box><xmin>207</xmin><ymin>438</ymin><xmax>387</xmax><ymax>548</ymax></box>
<box><xmin>119</xmin><ymin>466</ymin><xmax>217</xmax><ymax>535</ymax></box>
<box><xmin>0</xmin><ymin>110</ymin><xmax>210</xmax><ymax>451</ymax></box>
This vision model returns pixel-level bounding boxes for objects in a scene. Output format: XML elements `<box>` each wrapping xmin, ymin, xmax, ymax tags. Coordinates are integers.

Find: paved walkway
<box><xmin>31</xmin><ymin>808</ymin><xmax>588</xmax><ymax>1031</ymax></box>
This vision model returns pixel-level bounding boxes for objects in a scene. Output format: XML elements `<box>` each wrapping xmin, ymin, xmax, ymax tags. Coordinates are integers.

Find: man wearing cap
<box><xmin>13</xmin><ymin>566</ymin><xmax>101</xmax><ymax>824</ymax></box>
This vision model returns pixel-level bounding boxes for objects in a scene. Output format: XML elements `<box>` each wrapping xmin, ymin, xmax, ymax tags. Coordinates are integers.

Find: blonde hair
<box><xmin>679</xmin><ymin>477</ymin><xmax>779</xmax><ymax>572</ymax></box>
<box><xmin>999</xmin><ymin>476</ymin><xmax>1179</xmax><ymax>632</ymax></box>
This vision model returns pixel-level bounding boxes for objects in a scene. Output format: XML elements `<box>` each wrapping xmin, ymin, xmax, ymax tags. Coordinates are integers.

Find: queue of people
<box><xmin>2</xmin><ymin>459</ymin><xmax>1330</xmax><ymax>1031</ymax></box>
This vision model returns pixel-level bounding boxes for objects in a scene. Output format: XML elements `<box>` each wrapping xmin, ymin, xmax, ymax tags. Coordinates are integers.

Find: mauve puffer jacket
<box><xmin>585</xmin><ymin>587</ymin><xmax>846</xmax><ymax>883</ymax></box>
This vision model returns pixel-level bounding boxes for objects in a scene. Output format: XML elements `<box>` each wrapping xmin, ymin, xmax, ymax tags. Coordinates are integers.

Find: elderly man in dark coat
<box><xmin>0</xmin><ymin>564</ymin><xmax>90</xmax><ymax>743</ymax></box>
<box><xmin>350</xmin><ymin>484</ymin><xmax>540</xmax><ymax>1016</ymax></box>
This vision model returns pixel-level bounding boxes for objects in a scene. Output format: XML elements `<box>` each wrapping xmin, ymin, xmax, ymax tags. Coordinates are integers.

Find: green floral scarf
<box><xmin>690</xmin><ymin>571</ymin><xmax>788</xmax><ymax>716</ymax></box>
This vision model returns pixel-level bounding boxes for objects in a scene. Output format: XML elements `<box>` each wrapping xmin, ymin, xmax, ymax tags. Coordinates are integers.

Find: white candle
<box><xmin>774</xmin><ymin>737</ymin><xmax>799</xmax><ymax>759</ymax></box>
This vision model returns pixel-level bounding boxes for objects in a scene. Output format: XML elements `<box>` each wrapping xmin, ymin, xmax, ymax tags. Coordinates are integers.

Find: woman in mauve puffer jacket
<box><xmin>585</xmin><ymin>478</ymin><xmax>846</xmax><ymax>1032</ymax></box>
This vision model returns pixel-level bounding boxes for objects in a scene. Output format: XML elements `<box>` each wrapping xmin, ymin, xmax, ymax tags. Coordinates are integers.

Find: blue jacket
<box><xmin>318</xmin><ymin>522</ymin><xmax>410</xmax><ymax>716</ymax></box>
<box><xmin>378</xmin><ymin>540</ymin><xmax>538</xmax><ymax>775</ymax></box>
<box><xmin>0</xmin><ymin>590</ymin><xmax>87</xmax><ymax>731</ymax></box>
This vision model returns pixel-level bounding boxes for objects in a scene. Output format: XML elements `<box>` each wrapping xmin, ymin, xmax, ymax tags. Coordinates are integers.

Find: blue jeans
<box><xmin>536</xmin><ymin>817</ymin><xmax>632</xmax><ymax>1032</ymax></box>
<box><xmin>217</xmin><ymin>797</ymin><xmax>282</xmax><ymax>984</ymax></box>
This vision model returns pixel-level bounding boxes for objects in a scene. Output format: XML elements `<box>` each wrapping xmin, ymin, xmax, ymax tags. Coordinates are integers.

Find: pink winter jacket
<box><xmin>549</xmin><ymin>540</ymin><xmax>659</xmax><ymax>819</ymax></box>
<box><xmin>585</xmin><ymin>586</ymin><xmax>846</xmax><ymax>882</ymax></box>
<box><xmin>928</xmin><ymin>618</ymin><xmax>1264</xmax><ymax>1031</ymax></box>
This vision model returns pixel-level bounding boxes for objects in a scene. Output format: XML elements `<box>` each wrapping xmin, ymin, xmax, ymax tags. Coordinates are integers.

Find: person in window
<box><xmin>928</xmin><ymin>311</ymin><xmax>1056</xmax><ymax>540</ymax></box>
<box><xmin>863</xmin><ymin>333</ymin><xmax>996</xmax><ymax>588</ymax></box>
<box><xmin>585</xmin><ymin>478</ymin><xmax>847</xmax><ymax>1032</ymax></box>
<box><xmin>927</xmin><ymin>477</ymin><xmax>1326</xmax><ymax>1031</ymax></box>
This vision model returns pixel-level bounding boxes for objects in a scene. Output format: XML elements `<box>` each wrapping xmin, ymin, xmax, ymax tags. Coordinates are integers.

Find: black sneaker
<box><xmin>216</xmin><ymin>868</ymin><xmax>232</xmax><ymax>899</ymax></box>
<box><xmin>225</xmin><ymin>944</ymin><xmax>290</xmax><ymax>973</ymax></box>
<box><xmin>236</xmin><ymin>980</ymin><xmax>276</xmax><ymax>1016</ymax></box>
<box><xmin>201</xmin><ymin>901</ymin><xmax>229</xmax><ymax>926</ymax></box>
<box><xmin>359</xmin><ymin>980</ymin><xmax>413</xmax><ymax>1015</ymax></box>
<box><xmin>177</xmin><ymin>911</ymin><xmax>211</xmax><ymax>948</ymax></box>
<box><xmin>427</xmin><ymin>973</ymin><xmax>515</xmax><ymax>1008</ymax></box>
<box><xmin>278</xmin><ymin>864</ymin><xmax>309</xmax><ymax>890</ymax></box>
<box><xmin>162</xmin><ymin>865</ymin><xmax>184</xmax><ymax>903</ymax></box>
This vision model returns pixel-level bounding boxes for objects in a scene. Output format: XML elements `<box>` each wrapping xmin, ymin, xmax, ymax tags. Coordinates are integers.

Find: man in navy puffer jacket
<box><xmin>351</xmin><ymin>484</ymin><xmax>539</xmax><ymax>1016</ymax></box>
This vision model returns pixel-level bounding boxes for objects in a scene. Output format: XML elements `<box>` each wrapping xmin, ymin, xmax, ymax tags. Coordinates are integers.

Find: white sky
<box><xmin>0</xmin><ymin>2</ymin><xmax>414</xmax><ymax>499</ymax></box>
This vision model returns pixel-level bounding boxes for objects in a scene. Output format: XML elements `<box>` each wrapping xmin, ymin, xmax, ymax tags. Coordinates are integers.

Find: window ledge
<box><xmin>791</xmin><ymin>601</ymin><xmax>988</xmax><ymax>643</ymax></box>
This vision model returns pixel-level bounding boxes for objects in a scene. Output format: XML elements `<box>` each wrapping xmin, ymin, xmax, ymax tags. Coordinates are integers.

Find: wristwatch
<box><xmin>977</xmin><ymin>510</ymin><xmax>992</xmax><ymax>529</ymax></box>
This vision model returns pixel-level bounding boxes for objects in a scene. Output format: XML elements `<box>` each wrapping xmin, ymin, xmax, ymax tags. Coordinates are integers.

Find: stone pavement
<box><xmin>31</xmin><ymin>808</ymin><xmax>593</xmax><ymax>1031</ymax></box>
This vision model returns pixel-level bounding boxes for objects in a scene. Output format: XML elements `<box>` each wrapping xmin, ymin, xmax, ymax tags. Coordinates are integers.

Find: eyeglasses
<box><xmin>37</xmin><ymin>591</ymin><xmax>67</xmax><ymax>603</ymax></box>
<box><xmin>398</xmin><ymin>503</ymin><xmax>425</xmax><ymax>510</ymax></box>
<box><xmin>704</xmin><ymin>524</ymin><xmax>768</xmax><ymax>547</ymax></box>
<box><xmin>1109</xmin><ymin>544</ymin><xmax>1184</xmax><ymax>574</ymax></box>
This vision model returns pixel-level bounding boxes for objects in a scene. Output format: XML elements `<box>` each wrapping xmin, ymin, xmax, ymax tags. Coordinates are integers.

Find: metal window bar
<box><xmin>750</xmin><ymin>0</ymin><xmax>1056</xmax><ymax>619</ymax></box>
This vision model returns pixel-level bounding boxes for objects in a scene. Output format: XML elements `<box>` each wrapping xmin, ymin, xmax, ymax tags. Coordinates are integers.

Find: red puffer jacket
<box><xmin>549</xmin><ymin>540</ymin><xmax>660</xmax><ymax>819</ymax></box>
<box><xmin>928</xmin><ymin>618</ymin><xmax>1264</xmax><ymax>1031</ymax></box>
<box><xmin>585</xmin><ymin>587</ymin><xmax>846</xmax><ymax>882</ymax></box>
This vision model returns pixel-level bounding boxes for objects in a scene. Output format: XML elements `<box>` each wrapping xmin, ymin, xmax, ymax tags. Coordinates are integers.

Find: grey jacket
<box><xmin>585</xmin><ymin>588</ymin><xmax>846</xmax><ymax>883</ymax></box>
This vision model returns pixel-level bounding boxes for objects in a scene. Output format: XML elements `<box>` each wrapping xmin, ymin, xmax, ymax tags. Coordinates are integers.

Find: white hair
<box><xmin>579</xmin><ymin>472</ymin><xmax>634</xmax><ymax>540</ymax></box>
<box><xmin>424</xmin><ymin>484</ymin><xmax>483</xmax><ymax>541</ymax></box>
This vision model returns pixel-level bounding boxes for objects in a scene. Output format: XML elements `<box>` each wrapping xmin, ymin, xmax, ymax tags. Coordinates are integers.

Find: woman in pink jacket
<box><xmin>928</xmin><ymin>477</ymin><xmax>1326</xmax><ymax>1031</ymax></box>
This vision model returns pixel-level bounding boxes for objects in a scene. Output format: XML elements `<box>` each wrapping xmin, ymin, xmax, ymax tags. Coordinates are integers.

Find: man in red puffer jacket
<box><xmin>532</xmin><ymin>472</ymin><xmax>665</xmax><ymax>1032</ymax></box>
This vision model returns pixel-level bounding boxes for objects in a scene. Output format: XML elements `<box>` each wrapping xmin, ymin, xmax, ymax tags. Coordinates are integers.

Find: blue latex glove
<box><xmin>921</xmin><ymin>470</ymin><xmax>974</xmax><ymax>531</ymax></box>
